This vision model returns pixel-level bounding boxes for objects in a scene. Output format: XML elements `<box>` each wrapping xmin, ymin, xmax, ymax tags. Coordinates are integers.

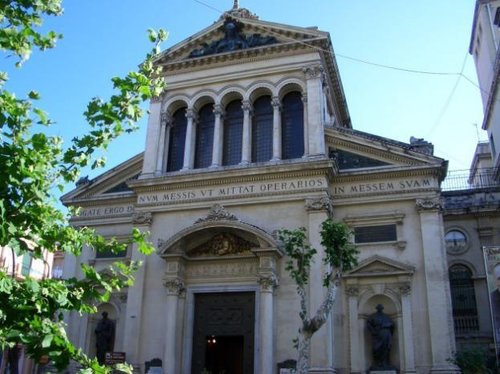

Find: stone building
<box><xmin>62</xmin><ymin>4</ymin><xmax>459</xmax><ymax>373</ymax></box>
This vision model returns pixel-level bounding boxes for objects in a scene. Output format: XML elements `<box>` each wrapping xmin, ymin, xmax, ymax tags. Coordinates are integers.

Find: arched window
<box><xmin>251</xmin><ymin>96</ymin><xmax>273</xmax><ymax>163</ymax></box>
<box><xmin>449</xmin><ymin>264</ymin><xmax>479</xmax><ymax>333</ymax></box>
<box><xmin>281</xmin><ymin>91</ymin><xmax>304</xmax><ymax>160</ymax></box>
<box><xmin>167</xmin><ymin>107</ymin><xmax>187</xmax><ymax>172</ymax></box>
<box><xmin>222</xmin><ymin>100</ymin><xmax>243</xmax><ymax>166</ymax></box>
<box><xmin>194</xmin><ymin>104</ymin><xmax>215</xmax><ymax>169</ymax></box>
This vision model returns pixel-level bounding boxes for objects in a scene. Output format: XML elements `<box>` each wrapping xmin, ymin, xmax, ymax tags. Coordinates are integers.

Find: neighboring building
<box><xmin>0</xmin><ymin>247</ymin><xmax>56</xmax><ymax>373</ymax></box>
<box><xmin>470</xmin><ymin>0</ymin><xmax>500</xmax><ymax>180</ymax></box>
<box><xmin>442</xmin><ymin>143</ymin><xmax>500</xmax><ymax>362</ymax></box>
<box><xmin>62</xmin><ymin>4</ymin><xmax>459</xmax><ymax>374</ymax></box>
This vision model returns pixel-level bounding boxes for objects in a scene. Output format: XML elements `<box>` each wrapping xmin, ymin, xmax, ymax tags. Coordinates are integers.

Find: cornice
<box><xmin>65</xmin><ymin>194</ymin><xmax>136</xmax><ymax>207</ymax></box>
<box><xmin>129</xmin><ymin>159</ymin><xmax>335</xmax><ymax>193</ymax></box>
<box><xmin>332</xmin><ymin>165</ymin><xmax>444</xmax><ymax>183</ymax></box>
<box><xmin>160</xmin><ymin>40</ymin><xmax>323</xmax><ymax>75</ymax></box>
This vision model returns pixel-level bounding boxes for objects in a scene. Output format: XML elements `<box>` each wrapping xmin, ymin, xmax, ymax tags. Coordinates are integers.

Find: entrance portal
<box><xmin>192</xmin><ymin>292</ymin><xmax>255</xmax><ymax>374</ymax></box>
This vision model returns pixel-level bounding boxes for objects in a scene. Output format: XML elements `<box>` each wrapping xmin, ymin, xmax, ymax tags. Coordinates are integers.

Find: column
<box><xmin>182</xmin><ymin>108</ymin><xmax>196</xmax><ymax>170</ymax></box>
<box><xmin>142</xmin><ymin>99</ymin><xmax>163</xmax><ymax>177</ymax></box>
<box><xmin>211</xmin><ymin>104</ymin><xmax>224</xmax><ymax>167</ymax></box>
<box><xmin>155</xmin><ymin>112</ymin><xmax>171</xmax><ymax>175</ymax></box>
<box><xmin>303</xmin><ymin>65</ymin><xmax>325</xmax><ymax>157</ymax></box>
<box><xmin>271</xmin><ymin>96</ymin><xmax>282</xmax><ymax>161</ymax></box>
<box><xmin>346</xmin><ymin>286</ymin><xmax>362</xmax><ymax>374</ymax></box>
<box><xmin>240</xmin><ymin>100</ymin><xmax>252</xmax><ymax>165</ymax></box>
<box><xmin>399</xmin><ymin>283</ymin><xmax>416</xmax><ymax>374</ymax></box>
<box><xmin>302</xmin><ymin>94</ymin><xmax>309</xmax><ymax>158</ymax></box>
<box><xmin>164</xmin><ymin>278</ymin><xmax>184</xmax><ymax>374</ymax></box>
<box><xmin>416</xmin><ymin>198</ymin><xmax>458</xmax><ymax>373</ymax></box>
<box><xmin>259</xmin><ymin>274</ymin><xmax>278</xmax><ymax>374</ymax></box>
<box><xmin>305</xmin><ymin>196</ymin><xmax>335</xmax><ymax>373</ymax></box>
<box><xmin>123</xmin><ymin>212</ymin><xmax>152</xmax><ymax>368</ymax></box>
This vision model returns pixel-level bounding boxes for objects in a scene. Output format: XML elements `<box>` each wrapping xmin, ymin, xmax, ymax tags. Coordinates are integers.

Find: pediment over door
<box><xmin>344</xmin><ymin>255</ymin><xmax>415</xmax><ymax>279</ymax></box>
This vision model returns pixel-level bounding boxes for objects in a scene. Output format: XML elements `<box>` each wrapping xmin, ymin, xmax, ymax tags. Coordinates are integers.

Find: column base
<box><xmin>308</xmin><ymin>367</ymin><xmax>336</xmax><ymax>374</ymax></box>
<box><xmin>430</xmin><ymin>364</ymin><xmax>460</xmax><ymax>374</ymax></box>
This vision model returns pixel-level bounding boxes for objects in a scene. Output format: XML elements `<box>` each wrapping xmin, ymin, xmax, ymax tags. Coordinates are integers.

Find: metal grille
<box><xmin>251</xmin><ymin>96</ymin><xmax>273</xmax><ymax>162</ymax></box>
<box><xmin>194</xmin><ymin>104</ymin><xmax>214</xmax><ymax>169</ymax></box>
<box><xmin>449</xmin><ymin>265</ymin><xmax>479</xmax><ymax>333</ymax></box>
<box><xmin>441</xmin><ymin>168</ymin><xmax>498</xmax><ymax>191</ymax></box>
<box><xmin>281</xmin><ymin>92</ymin><xmax>304</xmax><ymax>160</ymax></box>
<box><xmin>167</xmin><ymin>108</ymin><xmax>187</xmax><ymax>172</ymax></box>
<box><xmin>223</xmin><ymin>100</ymin><xmax>243</xmax><ymax>166</ymax></box>
<box><xmin>354</xmin><ymin>224</ymin><xmax>397</xmax><ymax>244</ymax></box>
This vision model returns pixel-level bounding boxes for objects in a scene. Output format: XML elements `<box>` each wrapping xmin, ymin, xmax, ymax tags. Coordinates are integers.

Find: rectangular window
<box><xmin>95</xmin><ymin>244</ymin><xmax>129</xmax><ymax>259</ymax></box>
<box><xmin>354</xmin><ymin>224</ymin><xmax>397</xmax><ymax>244</ymax></box>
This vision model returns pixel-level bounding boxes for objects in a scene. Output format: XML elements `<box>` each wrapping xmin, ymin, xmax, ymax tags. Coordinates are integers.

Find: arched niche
<box><xmin>158</xmin><ymin>205</ymin><xmax>282</xmax><ymax>285</ymax></box>
<box><xmin>86</xmin><ymin>302</ymin><xmax>120</xmax><ymax>360</ymax></box>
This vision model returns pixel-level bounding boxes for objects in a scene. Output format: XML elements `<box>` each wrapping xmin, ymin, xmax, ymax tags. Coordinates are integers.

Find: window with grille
<box><xmin>251</xmin><ymin>96</ymin><xmax>273</xmax><ymax>162</ymax></box>
<box><xmin>449</xmin><ymin>264</ymin><xmax>479</xmax><ymax>333</ymax></box>
<box><xmin>223</xmin><ymin>100</ymin><xmax>243</xmax><ymax>166</ymax></box>
<box><xmin>354</xmin><ymin>224</ymin><xmax>397</xmax><ymax>244</ymax></box>
<box><xmin>194</xmin><ymin>104</ymin><xmax>215</xmax><ymax>168</ymax></box>
<box><xmin>281</xmin><ymin>91</ymin><xmax>304</xmax><ymax>159</ymax></box>
<box><xmin>167</xmin><ymin>107</ymin><xmax>187</xmax><ymax>172</ymax></box>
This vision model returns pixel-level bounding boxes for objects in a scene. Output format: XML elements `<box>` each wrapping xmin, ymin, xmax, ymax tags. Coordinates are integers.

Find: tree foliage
<box><xmin>278</xmin><ymin>219</ymin><xmax>358</xmax><ymax>374</ymax></box>
<box><xmin>0</xmin><ymin>1</ymin><xmax>167</xmax><ymax>372</ymax></box>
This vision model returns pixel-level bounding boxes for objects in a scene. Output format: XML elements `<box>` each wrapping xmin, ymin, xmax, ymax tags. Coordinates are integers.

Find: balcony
<box><xmin>441</xmin><ymin>168</ymin><xmax>499</xmax><ymax>191</ymax></box>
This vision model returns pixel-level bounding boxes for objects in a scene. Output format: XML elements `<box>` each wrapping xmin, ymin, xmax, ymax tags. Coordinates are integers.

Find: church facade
<box><xmin>62</xmin><ymin>5</ymin><xmax>458</xmax><ymax>374</ymax></box>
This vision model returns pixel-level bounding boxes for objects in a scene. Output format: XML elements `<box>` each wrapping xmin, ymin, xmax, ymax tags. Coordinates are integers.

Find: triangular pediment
<box><xmin>326</xmin><ymin>127</ymin><xmax>446</xmax><ymax>171</ymax></box>
<box><xmin>61</xmin><ymin>153</ymin><xmax>143</xmax><ymax>204</ymax></box>
<box><xmin>345</xmin><ymin>255</ymin><xmax>414</xmax><ymax>278</ymax></box>
<box><xmin>155</xmin><ymin>15</ymin><xmax>329</xmax><ymax>65</ymax></box>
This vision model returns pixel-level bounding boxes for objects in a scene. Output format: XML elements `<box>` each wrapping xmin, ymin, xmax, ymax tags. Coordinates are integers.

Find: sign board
<box><xmin>105</xmin><ymin>352</ymin><xmax>126</xmax><ymax>365</ymax></box>
<box><xmin>483</xmin><ymin>246</ymin><xmax>500</xmax><ymax>363</ymax></box>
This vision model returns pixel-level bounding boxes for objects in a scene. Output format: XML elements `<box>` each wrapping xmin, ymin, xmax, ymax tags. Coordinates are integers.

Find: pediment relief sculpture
<box><xmin>189</xmin><ymin>19</ymin><xmax>278</xmax><ymax>58</ymax></box>
<box><xmin>187</xmin><ymin>233</ymin><xmax>254</xmax><ymax>257</ymax></box>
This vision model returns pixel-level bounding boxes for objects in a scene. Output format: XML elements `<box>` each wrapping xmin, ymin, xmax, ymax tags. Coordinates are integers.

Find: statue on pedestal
<box><xmin>367</xmin><ymin>304</ymin><xmax>395</xmax><ymax>371</ymax></box>
<box><xmin>95</xmin><ymin>311</ymin><xmax>115</xmax><ymax>365</ymax></box>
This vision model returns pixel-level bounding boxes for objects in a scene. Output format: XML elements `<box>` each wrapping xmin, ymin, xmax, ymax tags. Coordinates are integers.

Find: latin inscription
<box><xmin>333</xmin><ymin>178</ymin><xmax>435</xmax><ymax>196</ymax></box>
<box><xmin>137</xmin><ymin>178</ymin><xmax>326</xmax><ymax>205</ymax></box>
<box><xmin>78</xmin><ymin>205</ymin><xmax>134</xmax><ymax>217</ymax></box>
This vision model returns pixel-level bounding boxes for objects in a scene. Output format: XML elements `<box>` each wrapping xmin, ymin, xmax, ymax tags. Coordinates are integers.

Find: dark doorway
<box><xmin>192</xmin><ymin>292</ymin><xmax>255</xmax><ymax>374</ymax></box>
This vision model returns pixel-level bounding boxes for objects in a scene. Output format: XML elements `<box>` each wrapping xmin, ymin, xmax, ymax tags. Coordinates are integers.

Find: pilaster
<box><xmin>303</xmin><ymin>64</ymin><xmax>326</xmax><ymax>158</ymax></box>
<box><xmin>142</xmin><ymin>101</ymin><xmax>162</xmax><ymax>177</ymax></box>
<box><xmin>416</xmin><ymin>197</ymin><xmax>458</xmax><ymax>374</ymax></box>
<box><xmin>305</xmin><ymin>196</ymin><xmax>335</xmax><ymax>373</ymax></box>
<box><xmin>155</xmin><ymin>112</ymin><xmax>171</xmax><ymax>175</ymax></box>
<box><xmin>122</xmin><ymin>212</ymin><xmax>153</xmax><ymax>366</ymax></box>
<box><xmin>164</xmin><ymin>277</ymin><xmax>185</xmax><ymax>374</ymax></box>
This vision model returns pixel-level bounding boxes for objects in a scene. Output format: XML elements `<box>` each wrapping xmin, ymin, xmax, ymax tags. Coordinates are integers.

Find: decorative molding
<box><xmin>271</xmin><ymin>96</ymin><xmax>281</xmax><ymax>109</ymax></box>
<box><xmin>132</xmin><ymin>212</ymin><xmax>153</xmax><ymax>225</ymax></box>
<box><xmin>213</xmin><ymin>104</ymin><xmax>224</xmax><ymax>117</ymax></box>
<box><xmin>242</xmin><ymin>100</ymin><xmax>253</xmax><ymax>113</ymax></box>
<box><xmin>398</xmin><ymin>283</ymin><xmax>412</xmax><ymax>296</ymax></box>
<box><xmin>303</xmin><ymin>64</ymin><xmax>324</xmax><ymax>80</ymax></box>
<box><xmin>195</xmin><ymin>204</ymin><xmax>238</xmax><ymax>223</ymax></box>
<box><xmin>164</xmin><ymin>278</ymin><xmax>185</xmax><ymax>296</ymax></box>
<box><xmin>258</xmin><ymin>274</ymin><xmax>279</xmax><ymax>292</ymax></box>
<box><xmin>305</xmin><ymin>196</ymin><xmax>332</xmax><ymax>214</ymax></box>
<box><xmin>185</xmin><ymin>260</ymin><xmax>258</xmax><ymax>279</ymax></box>
<box><xmin>345</xmin><ymin>286</ymin><xmax>359</xmax><ymax>297</ymax></box>
<box><xmin>187</xmin><ymin>233</ymin><xmax>254</xmax><ymax>257</ymax></box>
<box><xmin>416</xmin><ymin>197</ymin><xmax>442</xmax><ymax>212</ymax></box>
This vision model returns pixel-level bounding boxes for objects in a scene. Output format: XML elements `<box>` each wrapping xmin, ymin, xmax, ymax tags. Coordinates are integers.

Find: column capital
<box><xmin>398</xmin><ymin>282</ymin><xmax>412</xmax><ymax>296</ymax></box>
<box><xmin>160</xmin><ymin>111</ymin><xmax>172</xmax><ymax>127</ymax></box>
<box><xmin>305</xmin><ymin>196</ymin><xmax>332</xmax><ymax>215</ymax></box>
<box><xmin>416</xmin><ymin>197</ymin><xmax>442</xmax><ymax>212</ymax></box>
<box><xmin>242</xmin><ymin>100</ymin><xmax>253</xmax><ymax>114</ymax></box>
<box><xmin>271</xmin><ymin>96</ymin><xmax>281</xmax><ymax>109</ymax></box>
<box><xmin>259</xmin><ymin>274</ymin><xmax>279</xmax><ymax>293</ymax></box>
<box><xmin>345</xmin><ymin>286</ymin><xmax>359</xmax><ymax>297</ymax></box>
<box><xmin>303</xmin><ymin>64</ymin><xmax>324</xmax><ymax>80</ymax></box>
<box><xmin>213</xmin><ymin>104</ymin><xmax>224</xmax><ymax>117</ymax></box>
<box><xmin>301</xmin><ymin>93</ymin><xmax>308</xmax><ymax>104</ymax></box>
<box><xmin>132</xmin><ymin>211</ymin><xmax>153</xmax><ymax>226</ymax></box>
<box><xmin>186</xmin><ymin>108</ymin><xmax>197</xmax><ymax>121</ymax></box>
<box><xmin>164</xmin><ymin>278</ymin><xmax>185</xmax><ymax>296</ymax></box>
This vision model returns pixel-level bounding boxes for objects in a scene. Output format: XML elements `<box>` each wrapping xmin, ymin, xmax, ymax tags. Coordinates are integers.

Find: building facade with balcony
<box><xmin>61</xmin><ymin>4</ymin><xmax>459</xmax><ymax>374</ymax></box>
<box><xmin>470</xmin><ymin>0</ymin><xmax>500</xmax><ymax>180</ymax></box>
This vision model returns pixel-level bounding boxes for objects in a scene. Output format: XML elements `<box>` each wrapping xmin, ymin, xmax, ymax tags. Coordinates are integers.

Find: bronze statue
<box><xmin>367</xmin><ymin>304</ymin><xmax>395</xmax><ymax>370</ymax></box>
<box><xmin>95</xmin><ymin>311</ymin><xmax>115</xmax><ymax>365</ymax></box>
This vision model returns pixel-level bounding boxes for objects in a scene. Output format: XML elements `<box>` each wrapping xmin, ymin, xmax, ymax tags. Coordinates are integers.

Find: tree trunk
<box><xmin>296</xmin><ymin>332</ymin><xmax>312</xmax><ymax>374</ymax></box>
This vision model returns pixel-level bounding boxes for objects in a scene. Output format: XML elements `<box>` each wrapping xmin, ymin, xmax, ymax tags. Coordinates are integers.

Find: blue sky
<box><xmin>3</xmin><ymin>0</ymin><xmax>484</xmax><ymax>188</ymax></box>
